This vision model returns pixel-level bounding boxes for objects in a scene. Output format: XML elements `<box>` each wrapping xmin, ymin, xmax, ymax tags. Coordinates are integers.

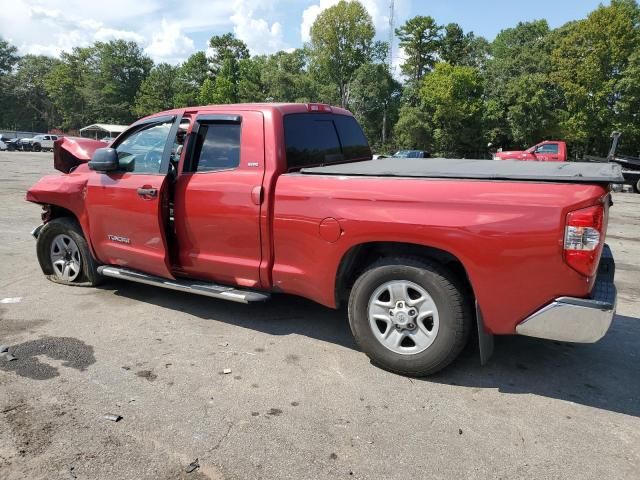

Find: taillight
<box><xmin>563</xmin><ymin>204</ymin><xmax>605</xmax><ymax>277</ymax></box>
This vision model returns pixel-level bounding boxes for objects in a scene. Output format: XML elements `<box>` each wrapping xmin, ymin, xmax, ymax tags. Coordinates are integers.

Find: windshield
<box><xmin>394</xmin><ymin>150</ymin><xmax>422</xmax><ymax>158</ymax></box>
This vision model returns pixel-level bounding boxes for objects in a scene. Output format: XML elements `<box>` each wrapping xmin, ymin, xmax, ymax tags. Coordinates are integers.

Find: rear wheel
<box><xmin>36</xmin><ymin>217</ymin><xmax>102</xmax><ymax>286</ymax></box>
<box><xmin>348</xmin><ymin>257</ymin><xmax>471</xmax><ymax>376</ymax></box>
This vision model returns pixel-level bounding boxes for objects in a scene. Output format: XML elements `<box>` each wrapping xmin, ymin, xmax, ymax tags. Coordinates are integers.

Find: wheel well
<box><xmin>44</xmin><ymin>204</ymin><xmax>77</xmax><ymax>223</ymax></box>
<box><xmin>335</xmin><ymin>242</ymin><xmax>475</xmax><ymax>309</ymax></box>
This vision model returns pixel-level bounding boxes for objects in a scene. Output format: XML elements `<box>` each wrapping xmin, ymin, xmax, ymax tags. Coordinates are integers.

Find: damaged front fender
<box><xmin>53</xmin><ymin>136</ymin><xmax>105</xmax><ymax>174</ymax></box>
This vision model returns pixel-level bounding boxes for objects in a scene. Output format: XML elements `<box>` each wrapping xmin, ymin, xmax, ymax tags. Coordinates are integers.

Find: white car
<box><xmin>0</xmin><ymin>140</ymin><xmax>7</xmax><ymax>151</ymax></box>
<box><xmin>31</xmin><ymin>134</ymin><xmax>59</xmax><ymax>152</ymax></box>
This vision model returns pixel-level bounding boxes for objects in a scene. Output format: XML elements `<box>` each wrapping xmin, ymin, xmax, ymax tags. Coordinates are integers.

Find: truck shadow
<box><xmin>431</xmin><ymin>314</ymin><xmax>640</xmax><ymax>418</ymax></box>
<box><xmin>102</xmin><ymin>281</ymin><xmax>359</xmax><ymax>350</ymax></box>
<box><xmin>103</xmin><ymin>281</ymin><xmax>639</xmax><ymax>417</ymax></box>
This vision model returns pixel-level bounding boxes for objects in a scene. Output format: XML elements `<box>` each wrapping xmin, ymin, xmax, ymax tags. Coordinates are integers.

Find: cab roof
<box><xmin>138</xmin><ymin>103</ymin><xmax>352</xmax><ymax>124</ymax></box>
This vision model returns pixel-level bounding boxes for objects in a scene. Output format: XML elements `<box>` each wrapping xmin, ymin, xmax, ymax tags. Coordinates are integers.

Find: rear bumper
<box><xmin>516</xmin><ymin>245</ymin><xmax>616</xmax><ymax>343</ymax></box>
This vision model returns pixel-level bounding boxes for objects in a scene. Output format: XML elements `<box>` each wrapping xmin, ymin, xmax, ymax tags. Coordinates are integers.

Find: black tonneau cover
<box><xmin>300</xmin><ymin>158</ymin><xmax>624</xmax><ymax>183</ymax></box>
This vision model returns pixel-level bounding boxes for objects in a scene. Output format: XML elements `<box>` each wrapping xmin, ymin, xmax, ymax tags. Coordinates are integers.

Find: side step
<box><xmin>97</xmin><ymin>266</ymin><xmax>271</xmax><ymax>304</ymax></box>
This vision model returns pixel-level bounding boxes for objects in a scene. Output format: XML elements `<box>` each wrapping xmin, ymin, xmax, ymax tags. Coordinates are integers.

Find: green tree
<box><xmin>395</xmin><ymin>16</ymin><xmax>441</xmax><ymax>83</ymax></box>
<box><xmin>45</xmin><ymin>49</ymin><xmax>92</xmax><ymax>129</ymax></box>
<box><xmin>134</xmin><ymin>63</ymin><xmax>177</xmax><ymax>117</ymax></box>
<box><xmin>0</xmin><ymin>37</ymin><xmax>18</xmax><ymax>74</ymax></box>
<box><xmin>45</xmin><ymin>40</ymin><xmax>152</xmax><ymax>128</ymax></box>
<box><xmin>238</xmin><ymin>57</ymin><xmax>265</xmax><ymax>102</ymax></box>
<box><xmin>308</xmin><ymin>0</ymin><xmax>375</xmax><ymax>107</ymax></box>
<box><xmin>420</xmin><ymin>63</ymin><xmax>484</xmax><ymax>156</ymax></box>
<box><xmin>197</xmin><ymin>77</ymin><xmax>217</xmax><ymax>105</ymax></box>
<box><xmin>13</xmin><ymin>55</ymin><xmax>61</xmax><ymax>131</ymax></box>
<box><xmin>0</xmin><ymin>37</ymin><xmax>19</xmax><ymax>128</ymax></box>
<box><xmin>208</xmin><ymin>33</ymin><xmax>250</xmax><ymax>76</ymax></box>
<box><xmin>393</xmin><ymin>104</ymin><xmax>432</xmax><ymax>151</ymax></box>
<box><xmin>615</xmin><ymin>49</ymin><xmax>640</xmax><ymax>154</ymax></box>
<box><xmin>440</xmin><ymin>23</ymin><xmax>489</xmax><ymax>68</ymax></box>
<box><xmin>88</xmin><ymin>40</ymin><xmax>153</xmax><ymax>122</ymax></box>
<box><xmin>201</xmin><ymin>34</ymin><xmax>251</xmax><ymax>104</ymax></box>
<box><xmin>259</xmin><ymin>49</ymin><xmax>317</xmax><ymax>102</ymax></box>
<box><xmin>484</xmin><ymin>20</ymin><xmax>560</xmax><ymax>148</ymax></box>
<box><xmin>551</xmin><ymin>0</ymin><xmax>640</xmax><ymax>156</ymax></box>
<box><xmin>174</xmin><ymin>51</ymin><xmax>209</xmax><ymax>107</ymax></box>
<box><xmin>349</xmin><ymin>63</ymin><xmax>400</xmax><ymax>146</ymax></box>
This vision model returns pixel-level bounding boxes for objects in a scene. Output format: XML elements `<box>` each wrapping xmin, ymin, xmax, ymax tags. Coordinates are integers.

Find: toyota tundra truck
<box><xmin>26</xmin><ymin>103</ymin><xmax>621</xmax><ymax>376</ymax></box>
<box><xmin>494</xmin><ymin>140</ymin><xmax>568</xmax><ymax>161</ymax></box>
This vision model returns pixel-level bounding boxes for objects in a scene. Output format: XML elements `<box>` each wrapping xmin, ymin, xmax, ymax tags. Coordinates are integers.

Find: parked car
<box><xmin>393</xmin><ymin>150</ymin><xmax>430</xmax><ymax>158</ymax></box>
<box><xmin>4</xmin><ymin>138</ymin><xmax>21</xmax><ymax>151</ymax></box>
<box><xmin>494</xmin><ymin>140</ymin><xmax>568</xmax><ymax>161</ymax></box>
<box><xmin>100</xmin><ymin>136</ymin><xmax>116</xmax><ymax>143</ymax></box>
<box><xmin>26</xmin><ymin>103</ymin><xmax>620</xmax><ymax>376</ymax></box>
<box><xmin>19</xmin><ymin>137</ymin><xmax>36</xmax><ymax>151</ymax></box>
<box><xmin>31</xmin><ymin>134</ymin><xmax>59</xmax><ymax>152</ymax></box>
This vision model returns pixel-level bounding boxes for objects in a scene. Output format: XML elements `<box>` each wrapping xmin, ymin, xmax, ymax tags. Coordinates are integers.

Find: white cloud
<box><xmin>95</xmin><ymin>28</ymin><xmax>145</xmax><ymax>44</ymax></box>
<box><xmin>0</xmin><ymin>0</ymin><xmax>413</xmax><ymax>63</ymax></box>
<box><xmin>0</xmin><ymin>0</ymin><xmax>165</xmax><ymax>57</ymax></box>
<box><xmin>230</xmin><ymin>0</ymin><xmax>288</xmax><ymax>55</ymax></box>
<box><xmin>145</xmin><ymin>19</ymin><xmax>195</xmax><ymax>63</ymax></box>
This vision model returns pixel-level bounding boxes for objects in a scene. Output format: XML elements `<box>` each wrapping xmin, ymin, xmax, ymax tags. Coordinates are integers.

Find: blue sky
<box><xmin>0</xmin><ymin>0</ymin><xmax>610</xmax><ymax>64</ymax></box>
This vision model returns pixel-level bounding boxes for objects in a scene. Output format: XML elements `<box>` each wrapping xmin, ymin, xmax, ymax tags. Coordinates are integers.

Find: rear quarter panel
<box><xmin>272</xmin><ymin>175</ymin><xmax>607</xmax><ymax>334</ymax></box>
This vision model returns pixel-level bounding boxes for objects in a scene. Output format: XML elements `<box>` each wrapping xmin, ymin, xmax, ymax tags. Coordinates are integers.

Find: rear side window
<box><xmin>284</xmin><ymin>113</ymin><xmax>371</xmax><ymax>170</ymax></box>
<box><xmin>192</xmin><ymin>123</ymin><xmax>241</xmax><ymax>173</ymax></box>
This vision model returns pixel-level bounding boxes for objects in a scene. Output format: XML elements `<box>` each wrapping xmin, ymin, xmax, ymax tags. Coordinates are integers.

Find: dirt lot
<box><xmin>1</xmin><ymin>151</ymin><xmax>639</xmax><ymax>480</ymax></box>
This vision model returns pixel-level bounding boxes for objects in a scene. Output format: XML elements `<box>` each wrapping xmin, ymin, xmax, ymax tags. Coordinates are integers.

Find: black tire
<box><xmin>36</xmin><ymin>217</ymin><xmax>102</xmax><ymax>287</ymax></box>
<box><xmin>33</xmin><ymin>143</ymin><xmax>42</xmax><ymax>152</ymax></box>
<box><xmin>348</xmin><ymin>257</ymin><xmax>471</xmax><ymax>376</ymax></box>
<box><xmin>634</xmin><ymin>178</ymin><xmax>640</xmax><ymax>194</ymax></box>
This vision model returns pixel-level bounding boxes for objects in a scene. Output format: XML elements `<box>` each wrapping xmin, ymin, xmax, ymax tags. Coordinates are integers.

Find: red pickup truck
<box><xmin>494</xmin><ymin>140</ymin><xmax>568</xmax><ymax>161</ymax></box>
<box><xmin>26</xmin><ymin>104</ymin><xmax>620</xmax><ymax>376</ymax></box>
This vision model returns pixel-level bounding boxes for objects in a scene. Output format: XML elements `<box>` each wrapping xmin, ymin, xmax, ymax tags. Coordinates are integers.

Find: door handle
<box><xmin>251</xmin><ymin>185</ymin><xmax>263</xmax><ymax>205</ymax></box>
<box><xmin>137</xmin><ymin>187</ymin><xmax>158</xmax><ymax>199</ymax></box>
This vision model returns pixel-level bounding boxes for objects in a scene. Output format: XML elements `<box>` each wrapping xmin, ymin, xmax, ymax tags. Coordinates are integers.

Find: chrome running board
<box><xmin>97</xmin><ymin>266</ymin><xmax>270</xmax><ymax>304</ymax></box>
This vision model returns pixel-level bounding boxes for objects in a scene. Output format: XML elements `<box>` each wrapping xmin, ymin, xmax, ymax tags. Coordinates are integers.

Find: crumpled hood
<box><xmin>54</xmin><ymin>136</ymin><xmax>105</xmax><ymax>173</ymax></box>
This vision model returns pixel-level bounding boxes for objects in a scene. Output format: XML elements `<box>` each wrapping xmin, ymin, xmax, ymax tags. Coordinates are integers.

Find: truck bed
<box><xmin>301</xmin><ymin>158</ymin><xmax>623</xmax><ymax>183</ymax></box>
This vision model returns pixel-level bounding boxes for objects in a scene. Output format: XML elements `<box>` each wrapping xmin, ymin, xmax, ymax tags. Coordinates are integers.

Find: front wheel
<box><xmin>36</xmin><ymin>217</ymin><xmax>102</xmax><ymax>286</ymax></box>
<box><xmin>348</xmin><ymin>257</ymin><xmax>471</xmax><ymax>376</ymax></box>
<box><xmin>33</xmin><ymin>143</ymin><xmax>42</xmax><ymax>152</ymax></box>
<box><xmin>634</xmin><ymin>178</ymin><xmax>640</xmax><ymax>194</ymax></box>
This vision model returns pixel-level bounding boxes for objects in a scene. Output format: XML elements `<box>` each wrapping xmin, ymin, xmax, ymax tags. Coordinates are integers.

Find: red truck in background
<box><xmin>26</xmin><ymin>104</ymin><xmax>621</xmax><ymax>376</ymax></box>
<box><xmin>494</xmin><ymin>140</ymin><xmax>568</xmax><ymax>161</ymax></box>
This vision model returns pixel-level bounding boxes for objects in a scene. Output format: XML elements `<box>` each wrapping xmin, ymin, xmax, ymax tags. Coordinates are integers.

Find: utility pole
<box><xmin>382</xmin><ymin>0</ymin><xmax>395</xmax><ymax>146</ymax></box>
<box><xmin>388</xmin><ymin>0</ymin><xmax>395</xmax><ymax>75</ymax></box>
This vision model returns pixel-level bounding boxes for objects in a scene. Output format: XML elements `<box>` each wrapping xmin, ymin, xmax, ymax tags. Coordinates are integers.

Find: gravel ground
<box><xmin>1</xmin><ymin>151</ymin><xmax>639</xmax><ymax>480</ymax></box>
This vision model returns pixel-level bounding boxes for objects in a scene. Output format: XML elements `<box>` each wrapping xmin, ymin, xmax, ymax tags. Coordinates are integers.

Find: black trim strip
<box><xmin>159</xmin><ymin>116</ymin><xmax>181</xmax><ymax>175</ymax></box>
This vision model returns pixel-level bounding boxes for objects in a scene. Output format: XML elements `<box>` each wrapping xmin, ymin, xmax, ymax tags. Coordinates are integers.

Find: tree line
<box><xmin>1</xmin><ymin>0</ymin><xmax>638</xmax><ymax>158</ymax></box>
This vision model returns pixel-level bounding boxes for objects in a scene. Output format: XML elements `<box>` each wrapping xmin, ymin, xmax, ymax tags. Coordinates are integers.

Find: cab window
<box><xmin>115</xmin><ymin>121</ymin><xmax>173</xmax><ymax>174</ymax></box>
<box><xmin>191</xmin><ymin>123</ymin><xmax>241</xmax><ymax>173</ymax></box>
<box><xmin>284</xmin><ymin>113</ymin><xmax>371</xmax><ymax>170</ymax></box>
<box><xmin>536</xmin><ymin>143</ymin><xmax>559</xmax><ymax>154</ymax></box>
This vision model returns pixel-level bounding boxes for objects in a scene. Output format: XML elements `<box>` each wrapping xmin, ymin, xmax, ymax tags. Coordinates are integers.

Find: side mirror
<box><xmin>88</xmin><ymin>148</ymin><xmax>119</xmax><ymax>172</ymax></box>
